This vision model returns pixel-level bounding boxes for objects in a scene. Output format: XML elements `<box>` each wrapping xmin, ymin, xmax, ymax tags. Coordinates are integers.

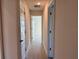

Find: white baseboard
<box><xmin>43</xmin><ymin>43</ymin><xmax>48</xmax><ymax>56</ymax></box>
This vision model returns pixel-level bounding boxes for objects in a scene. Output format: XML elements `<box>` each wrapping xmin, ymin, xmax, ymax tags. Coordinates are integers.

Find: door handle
<box><xmin>20</xmin><ymin>40</ymin><xmax>23</xmax><ymax>43</ymax></box>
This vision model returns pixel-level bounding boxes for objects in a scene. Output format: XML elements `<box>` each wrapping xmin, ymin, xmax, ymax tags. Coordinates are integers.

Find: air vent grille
<box><xmin>34</xmin><ymin>5</ymin><xmax>40</xmax><ymax>8</ymax></box>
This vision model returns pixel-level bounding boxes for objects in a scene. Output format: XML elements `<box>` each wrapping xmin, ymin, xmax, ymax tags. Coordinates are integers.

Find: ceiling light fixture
<box><xmin>37</xmin><ymin>2</ymin><xmax>40</xmax><ymax>5</ymax></box>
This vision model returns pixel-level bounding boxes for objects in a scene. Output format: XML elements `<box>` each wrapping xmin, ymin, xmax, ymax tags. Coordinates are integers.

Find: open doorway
<box><xmin>31</xmin><ymin>16</ymin><xmax>42</xmax><ymax>44</ymax></box>
<box><xmin>20</xmin><ymin>11</ymin><xmax>26</xmax><ymax>59</ymax></box>
<box><xmin>20</xmin><ymin>0</ymin><xmax>26</xmax><ymax>59</ymax></box>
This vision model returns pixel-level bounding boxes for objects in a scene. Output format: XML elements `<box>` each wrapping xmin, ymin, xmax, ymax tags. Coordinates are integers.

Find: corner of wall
<box><xmin>42</xmin><ymin>1</ymin><xmax>49</xmax><ymax>56</ymax></box>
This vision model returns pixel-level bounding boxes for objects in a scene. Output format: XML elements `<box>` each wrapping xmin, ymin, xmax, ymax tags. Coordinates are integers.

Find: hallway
<box><xmin>0</xmin><ymin>0</ymin><xmax>77</xmax><ymax>59</ymax></box>
<box><xmin>26</xmin><ymin>40</ymin><xmax>48</xmax><ymax>59</ymax></box>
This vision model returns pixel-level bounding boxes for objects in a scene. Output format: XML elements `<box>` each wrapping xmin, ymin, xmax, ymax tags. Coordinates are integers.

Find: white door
<box><xmin>20</xmin><ymin>12</ymin><xmax>26</xmax><ymax>59</ymax></box>
<box><xmin>48</xmin><ymin>5</ymin><xmax>55</xmax><ymax>58</ymax></box>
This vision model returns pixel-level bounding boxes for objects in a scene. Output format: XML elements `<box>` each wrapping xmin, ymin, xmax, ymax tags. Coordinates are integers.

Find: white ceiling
<box><xmin>26</xmin><ymin>0</ymin><xmax>49</xmax><ymax>11</ymax></box>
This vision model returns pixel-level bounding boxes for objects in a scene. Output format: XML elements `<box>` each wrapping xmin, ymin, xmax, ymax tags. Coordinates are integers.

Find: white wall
<box><xmin>43</xmin><ymin>0</ymin><xmax>77</xmax><ymax>59</ymax></box>
<box><xmin>43</xmin><ymin>2</ymin><xmax>48</xmax><ymax>55</ymax></box>
<box><xmin>0</xmin><ymin>23</ymin><xmax>2</xmax><ymax>59</ymax></box>
<box><xmin>30</xmin><ymin>10</ymin><xmax>43</xmax><ymax>16</ymax></box>
<box><xmin>55</xmin><ymin>0</ymin><xmax>77</xmax><ymax>59</ymax></box>
<box><xmin>0</xmin><ymin>14</ymin><xmax>1</xmax><ymax>59</ymax></box>
<box><xmin>1</xmin><ymin>0</ymin><xmax>19</xmax><ymax>59</ymax></box>
<box><xmin>0</xmin><ymin>16</ymin><xmax>3</xmax><ymax>59</ymax></box>
<box><xmin>0</xmin><ymin>3</ymin><xmax>3</xmax><ymax>59</ymax></box>
<box><xmin>1</xmin><ymin>0</ymin><xmax>31</xmax><ymax>59</ymax></box>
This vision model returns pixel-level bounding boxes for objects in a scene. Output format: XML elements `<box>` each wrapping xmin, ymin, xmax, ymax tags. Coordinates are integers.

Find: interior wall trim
<box><xmin>0</xmin><ymin>0</ymin><xmax>5</xmax><ymax>59</ymax></box>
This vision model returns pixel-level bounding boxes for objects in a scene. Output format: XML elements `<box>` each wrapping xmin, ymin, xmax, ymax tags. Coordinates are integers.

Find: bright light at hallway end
<box><xmin>32</xmin><ymin>16</ymin><xmax>42</xmax><ymax>44</ymax></box>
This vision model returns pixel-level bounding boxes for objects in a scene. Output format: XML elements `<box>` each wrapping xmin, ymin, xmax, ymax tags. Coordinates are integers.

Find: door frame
<box><xmin>0</xmin><ymin>0</ymin><xmax>4</xmax><ymax>59</ymax></box>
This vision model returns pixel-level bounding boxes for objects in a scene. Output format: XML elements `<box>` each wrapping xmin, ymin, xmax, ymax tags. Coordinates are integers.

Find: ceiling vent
<box><xmin>34</xmin><ymin>5</ymin><xmax>40</xmax><ymax>8</ymax></box>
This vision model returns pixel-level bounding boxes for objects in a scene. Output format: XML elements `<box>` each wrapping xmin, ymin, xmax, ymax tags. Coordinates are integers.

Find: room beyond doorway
<box><xmin>31</xmin><ymin>16</ymin><xmax>42</xmax><ymax>44</ymax></box>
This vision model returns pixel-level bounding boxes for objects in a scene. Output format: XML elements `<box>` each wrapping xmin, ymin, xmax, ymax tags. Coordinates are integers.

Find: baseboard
<box><xmin>43</xmin><ymin>43</ymin><xmax>48</xmax><ymax>56</ymax></box>
<box><xmin>26</xmin><ymin>42</ymin><xmax>31</xmax><ymax>55</ymax></box>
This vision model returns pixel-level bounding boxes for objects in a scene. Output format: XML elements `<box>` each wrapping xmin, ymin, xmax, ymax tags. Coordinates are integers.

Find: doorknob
<box><xmin>20</xmin><ymin>40</ymin><xmax>23</xmax><ymax>43</ymax></box>
<box><xmin>49</xmin><ymin>30</ymin><xmax>52</xmax><ymax>33</ymax></box>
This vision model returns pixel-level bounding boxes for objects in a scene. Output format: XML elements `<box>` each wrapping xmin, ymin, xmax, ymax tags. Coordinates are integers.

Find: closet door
<box><xmin>48</xmin><ymin>5</ymin><xmax>55</xmax><ymax>58</ymax></box>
